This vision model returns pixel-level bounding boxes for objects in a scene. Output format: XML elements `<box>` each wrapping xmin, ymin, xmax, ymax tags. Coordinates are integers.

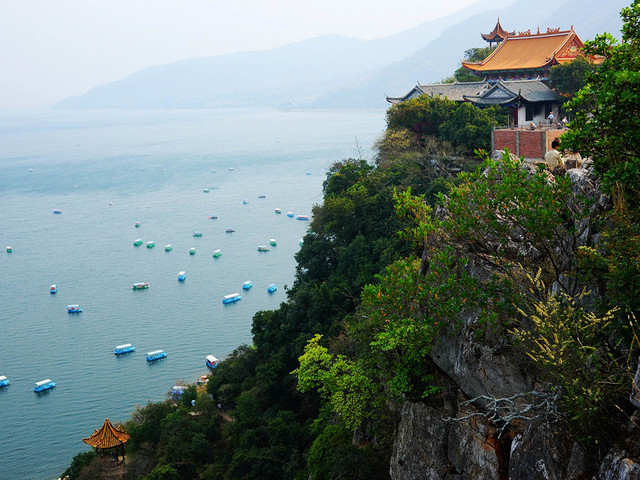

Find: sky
<box><xmin>0</xmin><ymin>0</ymin><xmax>479</xmax><ymax>108</ymax></box>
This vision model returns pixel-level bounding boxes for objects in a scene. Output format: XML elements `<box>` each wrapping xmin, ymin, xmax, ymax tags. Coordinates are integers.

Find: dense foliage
<box><xmin>383</xmin><ymin>95</ymin><xmax>507</xmax><ymax>155</ymax></box>
<box><xmin>549</xmin><ymin>55</ymin><xmax>598</xmax><ymax>105</ymax></box>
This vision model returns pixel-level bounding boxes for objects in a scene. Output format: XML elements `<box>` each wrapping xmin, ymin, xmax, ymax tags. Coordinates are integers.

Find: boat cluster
<box><xmin>0</xmin><ymin>350</ymin><xmax>220</xmax><ymax>395</ymax></box>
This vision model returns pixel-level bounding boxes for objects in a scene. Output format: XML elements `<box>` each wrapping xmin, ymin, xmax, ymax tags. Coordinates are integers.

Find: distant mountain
<box><xmin>55</xmin><ymin>0</ymin><xmax>626</xmax><ymax>110</ymax></box>
<box><xmin>314</xmin><ymin>0</ymin><xmax>628</xmax><ymax>108</ymax></box>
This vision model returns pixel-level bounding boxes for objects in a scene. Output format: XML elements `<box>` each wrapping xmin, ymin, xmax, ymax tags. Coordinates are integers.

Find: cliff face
<box><xmin>389</xmin><ymin>163</ymin><xmax>640</xmax><ymax>480</ymax></box>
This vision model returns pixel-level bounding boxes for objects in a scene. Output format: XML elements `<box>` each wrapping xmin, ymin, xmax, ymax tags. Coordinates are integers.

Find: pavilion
<box><xmin>481</xmin><ymin>18</ymin><xmax>514</xmax><ymax>49</ymax></box>
<box><xmin>82</xmin><ymin>418</ymin><xmax>130</xmax><ymax>460</ymax></box>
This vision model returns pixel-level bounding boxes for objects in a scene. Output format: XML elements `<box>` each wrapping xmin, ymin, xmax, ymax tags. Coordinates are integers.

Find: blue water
<box><xmin>0</xmin><ymin>108</ymin><xmax>386</xmax><ymax>480</ymax></box>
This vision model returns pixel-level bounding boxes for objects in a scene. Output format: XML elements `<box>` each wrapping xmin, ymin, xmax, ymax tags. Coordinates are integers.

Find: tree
<box><xmin>563</xmin><ymin>0</ymin><xmax>640</xmax><ymax>210</ymax></box>
<box><xmin>549</xmin><ymin>55</ymin><xmax>598</xmax><ymax>104</ymax></box>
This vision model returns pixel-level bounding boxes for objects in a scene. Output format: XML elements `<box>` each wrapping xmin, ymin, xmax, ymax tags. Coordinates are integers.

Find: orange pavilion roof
<box><xmin>82</xmin><ymin>418</ymin><xmax>130</xmax><ymax>449</ymax></box>
<box><xmin>463</xmin><ymin>27</ymin><xmax>585</xmax><ymax>73</ymax></box>
<box><xmin>481</xmin><ymin>18</ymin><xmax>512</xmax><ymax>42</ymax></box>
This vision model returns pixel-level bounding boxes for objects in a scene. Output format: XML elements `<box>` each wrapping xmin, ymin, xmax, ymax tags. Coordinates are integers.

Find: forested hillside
<box><xmin>63</xmin><ymin>3</ymin><xmax>640</xmax><ymax>479</ymax></box>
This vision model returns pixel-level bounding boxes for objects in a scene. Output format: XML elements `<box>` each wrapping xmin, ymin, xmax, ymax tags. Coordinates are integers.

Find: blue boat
<box><xmin>206</xmin><ymin>355</ymin><xmax>219</xmax><ymax>369</ymax></box>
<box><xmin>222</xmin><ymin>293</ymin><xmax>242</xmax><ymax>304</ymax></box>
<box><xmin>146</xmin><ymin>350</ymin><xmax>167</xmax><ymax>362</ymax></box>
<box><xmin>34</xmin><ymin>379</ymin><xmax>56</xmax><ymax>393</ymax></box>
<box><xmin>296</xmin><ymin>215</ymin><xmax>309</xmax><ymax>221</ymax></box>
<box><xmin>209</xmin><ymin>215</ymin><xmax>218</xmax><ymax>220</ymax></box>
<box><xmin>114</xmin><ymin>343</ymin><xmax>135</xmax><ymax>355</ymax></box>
<box><xmin>287</xmin><ymin>212</ymin><xmax>294</xmax><ymax>218</ymax></box>
<box><xmin>242</xmin><ymin>281</ymin><xmax>252</xmax><ymax>290</ymax></box>
<box><xmin>50</xmin><ymin>284</ymin><xmax>57</xmax><ymax>294</ymax></box>
<box><xmin>67</xmin><ymin>305</ymin><xmax>82</xmax><ymax>313</ymax></box>
<box><xmin>53</xmin><ymin>209</ymin><xmax>62</xmax><ymax>214</ymax></box>
<box><xmin>178</xmin><ymin>271</ymin><xmax>186</xmax><ymax>282</ymax></box>
<box><xmin>172</xmin><ymin>385</ymin><xmax>188</xmax><ymax>398</ymax></box>
<box><xmin>267</xmin><ymin>284</ymin><xmax>277</xmax><ymax>293</ymax></box>
<box><xmin>0</xmin><ymin>376</ymin><xmax>10</xmax><ymax>388</ymax></box>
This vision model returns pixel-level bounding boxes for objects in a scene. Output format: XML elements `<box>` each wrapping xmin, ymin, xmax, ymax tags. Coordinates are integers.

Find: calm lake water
<box><xmin>0</xmin><ymin>108</ymin><xmax>386</xmax><ymax>480</ymax></box>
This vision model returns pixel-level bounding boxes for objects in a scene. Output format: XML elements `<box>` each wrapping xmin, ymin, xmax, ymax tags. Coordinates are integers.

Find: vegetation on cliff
<box><xmin>63</xmin><ymin>3</ymin><xmax>640</xmax><ymax>478</ymax></box>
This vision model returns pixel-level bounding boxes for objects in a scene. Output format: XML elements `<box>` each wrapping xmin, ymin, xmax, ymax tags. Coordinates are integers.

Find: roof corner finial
<box><xmin>537</xmin><ymin>26</ymin><xmax>540</xmax><ymax>35</ymax></box>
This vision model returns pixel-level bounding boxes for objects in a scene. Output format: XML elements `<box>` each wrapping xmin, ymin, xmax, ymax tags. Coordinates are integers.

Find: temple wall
<box><xmin>492</xmin><ymin>127</ymin><xmax>566</xmax><ymax>160</ymax></box>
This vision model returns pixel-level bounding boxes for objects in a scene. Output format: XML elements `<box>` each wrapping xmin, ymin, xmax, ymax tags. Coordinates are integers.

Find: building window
<box><xmin>526</xmin><ymin>104</ymin><xmax>534</xmax><ymax>121</ymax></box>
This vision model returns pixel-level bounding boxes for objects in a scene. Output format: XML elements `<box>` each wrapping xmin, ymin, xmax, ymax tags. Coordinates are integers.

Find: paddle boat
<box><xmin>206</xmin><ymin>355</ymin><xmax>219</xmax><ymax>369</ymax></box>
<box><xmin>0</xmin><ymin>376</ymin><xmax>10</xmax><ymax>388</ymax></box>
<box><xmin>209</xmin><ymin>215</ymin><xmax>218</xmax><ymax>220</ymax></box>
<box><xmin>270</xmin><ymin>239</ymin><xmax>277</xmax><ymax>246</ymax></box>
<box><xmin>258</xmin><ymin>194</ymin><xmax>266</xmax><ymax>198</ymax></box>
<box><xmin>133</xmin><ymin>239</ymin><xmax>143</xmax><ymax>246</ymax></box>
<box><xmin>225</xmin><ymin>227</ymin><xmax>235</xmax><ymax>233</ymax></box>
<box><xmin>197</xmin><ymin>375</ymin><xmax>209</xmax><ymax>384</ymax></box>
<box><xmin>299</xmin><ymin>239</ymin><xmax>304</xmax><ymax>246</ymax></box>
<box><xmin>306</xmin><ymin>172</ymin><xmax>312</xmax><ymax>176</ymax></box>
<box><xmin>178</xmin><ymin>271</ymin><xmax>186</xmax><ymax>282</ymax></box>
<box><xmin>146</xmin><ymin>350</ymin><xmax>167</xmax><ymax>362</ymax></box>
<box><xmin>203</xmin><ymin>188</ymin><xmax>210</xmax><ymax>193</ymax></box>
<box><xmin>53</xmin><ymin>209</ymin><xmax>62</xmax><ymax>214</ymax></box>
<box><xmin>193</xmin><ymin>231</ymin><xmax>203</xmax><ymax>237</ymax></box>
<box><xmin>189</xmin><ymin>247</ymin><xmax>196</xmax><ymax>255</ymax></box>
<box><xmin>296</xmin><ymin>215</ymin><xmax>309</xmax><ymax>221</ymax></box>
<box><xmin>146</xmin><ymin>241</ymin><xmax>155</xmax><ymax>248</ymax></box>
<box><xmin>222</xmin><ymin>293</ymin><xmax>242</xmax><ymax>304</ymax></box>
<box><xmin>275</xmin><ymin>208</ymin><xmax>282</xmax><ymax>214</ymax></box>
<box><xmin>242</xmin><ymin>199</ymin><xmax>249</xmax><ymax>205</ymax></box>
<box><xmin>242</xmin><ymin>281</ymin><xmax>252</xmax><ymax>290</ymax></box>
<box><xmin>114</xmin><ymin>343</ymin><xmax>135</xmax><ymax>355</ymax></box>
<box><xmin>165</xmin><ymin>244</ymin><xmax>172</xmax><ymax>251</ymax></box>
<box><xmin>228</xmin><ymin>167</ymin><xmax>234</xmax><ymax>171</ymax></box>
<box><xmin>287</xmin><ymin>212</ymin><xmax>294</xmax><ymax>218</ymax></box>
<box><xmin>135</xmin><ymin>222</ymin><xmax>141</xmax><ymax>228</ymax></box>
<box><xmin>67</xmin><ymin>305</ymin><xmax>82</xmax><ymax>313</ymax></box>
<box><xmin>257</xmin><ymin>246</ymin><xmax>269</xmax><ymax>252</ymax></box>
<box><xmin>6</xmin><ymin>246</ymin><xmax>11</xmax><ymax>253</ymax></box>
<box><xmin>172</xmin><ymin>385</ymin><xmax>188</xmax><ymax>398</ymax></box>
<box><xmin>34</xmin><ymin>379</ymin><xmax>56</xmax><ymax>393</ymax></box>
<box><xmin>50</xmin><ymin>284</ymin><xmax>57</xmax><ymax>294</ymax></box>
<box><xmin>132</xmin><ymin>282</ymin><xmax>149</xmax><ymax>290</ymax></box>
<box><xmin>210</xmin><ymin>169</ymin><xmax>216</xmax><ymax>173</ymax></box>
<box><xmin>267</xmin><ymin>284</ymin><xmax>277</xmax><ymax>293</ymax></box>
<box><xmin>213</xmin><ymin>249</ymin><xmax>222</xmax><ymax>258</ymax></box>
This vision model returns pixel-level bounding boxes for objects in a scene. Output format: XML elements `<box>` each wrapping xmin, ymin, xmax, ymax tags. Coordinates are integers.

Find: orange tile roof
<box><xmin>463</xmin><ymin>28</ymin><xmax>585</xmax><ymax>72</ymax></box>
<box><xmin>82</xmin><ymin>418</ymin><xmax>130</xmax><ymax>449</ymax></box>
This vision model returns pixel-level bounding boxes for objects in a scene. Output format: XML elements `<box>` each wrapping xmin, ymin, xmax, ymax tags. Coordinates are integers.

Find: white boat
<box><xmin>222</xmin><ymin>293</ymin><xmax>241</xmax><ymax>304</ymax></box>
<box><xmin>146</xmin><ymin>350</ymin><xmax>167</xmax><ymax>362</ymax></box>
<box><xmin>114</xmin><ymin>343</ymin><xmax>135</xmax><ymax>355</ymax></box>
<box><xmin>206</xmin><ymin>355</ymin><xmax>219</xmax><ymax>369</ymax></box>
<box><xmin>34</xmin><ymin>379</ymin><xmax>56</xmax><ymax>393</ymax></box>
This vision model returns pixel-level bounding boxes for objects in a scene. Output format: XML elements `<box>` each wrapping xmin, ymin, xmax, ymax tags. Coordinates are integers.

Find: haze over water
<box><xmin>0</xmin><ymin>108</ymin><xmax>386</xmax><ymax>480</ymax></box>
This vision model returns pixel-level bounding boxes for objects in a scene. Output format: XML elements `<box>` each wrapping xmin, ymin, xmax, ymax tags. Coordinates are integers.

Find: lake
<box><xmin>0</xmin><ymin>107</ymin><xmax>386</xmax><ymax>479</ymax></box>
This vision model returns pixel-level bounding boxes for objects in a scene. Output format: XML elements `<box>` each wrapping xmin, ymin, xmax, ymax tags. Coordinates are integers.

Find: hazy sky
<box><xmin>0</xmin><ymin>0</ymin><xmax>480</xmax><ymax>108</ymax></box>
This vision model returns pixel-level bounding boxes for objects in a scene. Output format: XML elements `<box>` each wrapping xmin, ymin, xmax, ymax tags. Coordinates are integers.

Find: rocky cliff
<box><xmin>389</xmin><ymin>161</ymin><xmax>640</xmax><ymax>480</ymax></box>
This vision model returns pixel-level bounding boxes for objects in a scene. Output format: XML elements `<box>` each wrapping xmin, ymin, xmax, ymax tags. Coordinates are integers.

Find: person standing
<box><xmin>544</xmin><ymin>138</ymin><xmax>564</xmax><ymax>174</ymax></box>
<box><xmin>547</xmin><ymin>111</ymin><xmax>554</xmax><ymax>126</ymax></box>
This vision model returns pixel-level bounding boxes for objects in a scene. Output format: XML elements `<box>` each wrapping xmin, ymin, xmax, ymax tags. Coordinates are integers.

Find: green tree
<box><xmin>549</xmin><ymin>55</ymin><xmax>598</xmax><ymax>104</ymax></box>
<box><xmin>443</xmin><ymin>47</ymin><xmax>493</xmax><ymax>83</ymax></box>
<box><xmin>563</xmin><ymin>0</ymin><xmax>640</xmax><ymax>210</ymax></box>
<box><xmin>60</xmin><ymin>451</ymin><xmax>96</xmax><ymax>480</ymax></box>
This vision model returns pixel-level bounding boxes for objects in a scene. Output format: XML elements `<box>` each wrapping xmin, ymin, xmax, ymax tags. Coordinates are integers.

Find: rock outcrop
<box><xmin>389</xmin><ymin>163</ymin><xmax>639</xmax><ymax>480</ymax></box>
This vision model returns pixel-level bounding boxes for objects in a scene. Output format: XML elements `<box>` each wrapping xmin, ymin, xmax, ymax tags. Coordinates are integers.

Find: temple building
<box><xmin>386</xmin><ymin>79</ymin><xmax>559</xmax><ymax>127</ymax></box>
<box><xmin>462</xmin><ymin>26</ymin><xmax>588</xmax><ymax>81</ymax></box>
<box><xmin>82</xmin><ymin>418</ymin><xmax>130</xmax><ymax>461</ymax></box>
<box><xmin>481</xmin><ymin>18</ymin><xmax>514</xmax><ymax>48</ymax></box>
